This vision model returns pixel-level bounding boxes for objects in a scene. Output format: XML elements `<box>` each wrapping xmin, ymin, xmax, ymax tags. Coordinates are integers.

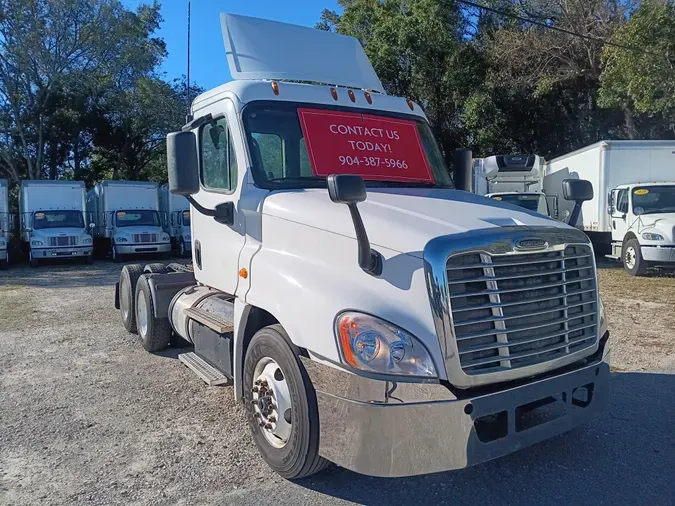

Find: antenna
<box><xmin>186</xmin><ymin>0</ymin><xmax>191</xmax><ymax>116</ymax></box>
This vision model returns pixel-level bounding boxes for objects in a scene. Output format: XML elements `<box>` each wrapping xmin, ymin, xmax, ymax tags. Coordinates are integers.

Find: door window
<box><xmin>201</xmin><ymin>118</ymin><xmax>238</xmax><ymax>191</ymax></box>
<box><xmin>616</xmin><ymin>189</ymin><xmax>629</xmax><ymax>214</ymax></box>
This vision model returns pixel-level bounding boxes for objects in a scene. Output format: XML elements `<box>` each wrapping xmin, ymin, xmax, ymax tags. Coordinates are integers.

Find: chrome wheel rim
<box><xmin>137</xmin><ymin>291</ymin><xmax>148</xmax><ymax>337</ymax></box>
<box><xmin>625</xmin><ymin>246</ymin><xmax>637</xmax><ymax>269</ymax></box>
<box><xmin>120</xmin><ymin>276</ymin><xmax>129</xmax><ymax>321</ymax></box>
<box><xmin>251</xmin><ymin>357</ymin><xmax>292</xmax><ymax>448</ymax></box>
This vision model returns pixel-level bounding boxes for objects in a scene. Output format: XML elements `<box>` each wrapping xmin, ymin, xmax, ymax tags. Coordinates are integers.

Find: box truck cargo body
<box><xmin>544</xmin><ymin>140</ymin><xmax>675</xmax><ymax>274</ymax></box>
<box><xmin>0</xmin><ymin>179</ymin><xmax>12</xmax><ymax>267</ymax></box>
<box><xmin>87</xmin><ymin>180</ymin><xmax>170</xmax><ymax>261</ymax></box>
<box><xmin>159</xmin><ymin>184</ymin><xmax>191</xmax><ymax>256</ymax></box>
<box><xmin>19</xmin><ymin>180</ymin><xmax>93</xmax><ymax>266</ymax></box>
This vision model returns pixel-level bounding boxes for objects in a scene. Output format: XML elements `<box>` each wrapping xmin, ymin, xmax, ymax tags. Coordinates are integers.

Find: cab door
<box><xmin>611</xmin><ymin>188</ymin><xmax>629</xmax><ymax>242</ymax></box>
<box><xmin>191</xmin><ymin>99</ymin><xmax>247</xmax><ymax>295</ymax></box>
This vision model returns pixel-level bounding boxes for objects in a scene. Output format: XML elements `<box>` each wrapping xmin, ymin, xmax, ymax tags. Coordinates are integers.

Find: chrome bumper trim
<box><xmin>305</xmin><ymin>344</ymin><xmax>609</xmax><ymax>477</ymax></box>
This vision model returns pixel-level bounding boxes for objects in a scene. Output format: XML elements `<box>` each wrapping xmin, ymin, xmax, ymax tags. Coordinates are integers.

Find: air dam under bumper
<box><xmin>32</xmin><ymin>246</ymin><xmax>92</xmax><ymax>258</ymax></box>
<box><xmin>641</xmin><ymin>245</ymin><xmax>675</xmax><ymax>263</ymax></box>
<box><xmin>115</xmin><ymin>243</ymin><xmax>171</xmax><ymax>255</ymax></box>
<box><xmin>303</xmin><ymin>347</ymin><xmax>609</xmax><ymax>477</ymax></box>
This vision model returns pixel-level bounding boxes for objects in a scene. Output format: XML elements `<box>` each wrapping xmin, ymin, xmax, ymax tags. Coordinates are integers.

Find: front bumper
<box><xmin>641</xmin><ymin>245</ymin><xmax>675</xmax><ymax>263</ymax></box>
<box><xmin>304</xmin><ymin>336</ymin><xmax>610</xmax><ymax>477</ymax></box>
<box><xmin>32</xmin><ymin>246</ymin><xmax>92</xmax><ymax>258</ymax></box>
<box><xmin>115</xmin><ymin>243</ymin><xmax>171</xmax><ymax>255</ymax></box>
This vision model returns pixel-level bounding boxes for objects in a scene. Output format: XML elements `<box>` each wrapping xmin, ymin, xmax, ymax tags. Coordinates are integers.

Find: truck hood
<box><xmin>262</xmin><ymin>188</ymin><xmax>569</xmax><ymax>258</ymax></box>
<box><xmin>32</xmin><ymin>227</ymin><xmax>86</xmax><ymax>237</ymax></box>
<box><xmin>638</xmin><ymin>213</ymin><xmax>675</xmax><ymax>241</ymax></box>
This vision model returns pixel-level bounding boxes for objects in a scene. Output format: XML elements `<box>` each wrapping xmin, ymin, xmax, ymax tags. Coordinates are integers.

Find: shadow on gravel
<box><xmin>296</xmin><ymin>372</ymin><xmax>675</xmax><ymax>506</ymax></box>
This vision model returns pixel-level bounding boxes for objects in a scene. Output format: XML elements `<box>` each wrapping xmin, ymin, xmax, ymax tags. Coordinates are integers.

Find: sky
<box><xmin>122</xmin><ymin>1</ymin><xmax>341</xmax><ymax>91</ymax></box>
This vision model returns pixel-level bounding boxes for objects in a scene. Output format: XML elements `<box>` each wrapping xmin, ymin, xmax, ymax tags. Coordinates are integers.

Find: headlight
<box><xmin>162</xmin><ymin>234</ymin><xmax>170</xmax><ymax>242</ymax></box>
<box><xmin>184</xmin><ymin>234</ymin><xmax>191</xmax><ymax>242</ymax></box>
<box><xmin>0</xmin><ymin>240</ymin><xmax>5</xmax><ymax>247</ymax></box>
<box><xmin>31</xmin><ymin>240</ymin><xmax>43</xmax><ymax>246</ymax></box>
<box><xmin>642</xmin><ymin>232</ymin><xmax>664</xmax><ymax>241</ymax></box>
<box><xmin>335</xmin><ymin>312</ymin><xmax>437</xmax><ymax>378</ymax></box>
<box><xmin>82</xmin><ymin>237</ymin><xmax>92</xmax><ymax>245</ymax></box>
<box><xmin>115</xmin><ymin>237</ymin><xmax>128</xmax><ymax>243</ymax></box>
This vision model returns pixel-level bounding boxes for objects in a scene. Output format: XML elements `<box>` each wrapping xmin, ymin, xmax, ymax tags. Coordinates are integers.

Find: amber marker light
<box><xmin>271</xmin><ymin>81</ymin><xmax>279</xmax><ymax>95</ymax></box>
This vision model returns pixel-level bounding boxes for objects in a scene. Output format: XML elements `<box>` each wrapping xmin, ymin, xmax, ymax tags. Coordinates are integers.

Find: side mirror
<box><xmin>562</xmin><ymin>179</ymin><xmax>593</xmax><ymax>228</ymax></box>
<box><xmin>89</xmin><ymin>223</ymin><xmax>95</xmax><ymax>230</ymax></box>
<box><xmin>167</xmin><ymin>131</ymin><xmax>199</xmax><ymax>196</ymax></box>
<box><xmin>327</xmin><ymin>174</ymin><xmax>382</xmax><ymax>276</ymax></box>
<box><xmin>562</xmin><ymin>179</ymin><xmax>593</xmax><ymax>202</ymax></box>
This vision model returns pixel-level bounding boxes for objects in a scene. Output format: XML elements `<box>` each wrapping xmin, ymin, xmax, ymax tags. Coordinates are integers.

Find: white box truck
<box><xmin>19</xmin><ymin>180</ymin><xmax>93</xmax><ymax>267</ymax></box>
<box><xmin>159</xmin><ymin>184</ymin><xmax>191</xmax><ymax>257</ymax></box>
<box><xmin>544</xmin><ymin>140</ymin><xmax>675</xmax><ymax>275</ymax></box>
<box><xmin>113</xmin><ymin>14</ymin><xmax>609</xmax><ymax>480</ymax></box>
<box><xmin>0</xmin><ymin>178</ymin><xmax>13</xmax><ymax>268</ymax></box>
<box><xmin>472</xmin><ymin>155</ymin><xmax>557</xmax><ymax>217</ymax></box>
<box><xmin>87</xmin><ymin>180</ymin><xmax>171</xmax><ymax>262</ymax></box>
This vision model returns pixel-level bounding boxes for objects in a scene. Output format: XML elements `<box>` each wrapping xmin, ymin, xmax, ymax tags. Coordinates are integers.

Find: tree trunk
<box><xmin>49</xmin><ymin>142</ymin><xmax>58</xmax><ymax>179</ymax></box>
<box><xmin>623</xmin><ymin>104</ymin><xmax>639</xmax><ymax>140</ymax></box>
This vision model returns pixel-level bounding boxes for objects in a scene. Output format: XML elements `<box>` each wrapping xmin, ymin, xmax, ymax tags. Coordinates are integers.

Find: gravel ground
<box><xmin>1</xmin><ymin>260</ymin><xmax>674</xmax><ymax>506</ymax></box>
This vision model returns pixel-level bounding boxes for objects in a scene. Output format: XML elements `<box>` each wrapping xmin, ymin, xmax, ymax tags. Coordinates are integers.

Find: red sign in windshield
<box><xmin>297</xmin><ymin>109</ymin><xmax>433</xmax><ymax>183</ymax></box>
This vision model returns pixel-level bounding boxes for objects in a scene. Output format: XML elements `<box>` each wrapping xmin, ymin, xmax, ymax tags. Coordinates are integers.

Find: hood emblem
<box><xmin>514</xmin><ymin>238</ymin><xmax>548</xmax><ymax>251</ymax></box>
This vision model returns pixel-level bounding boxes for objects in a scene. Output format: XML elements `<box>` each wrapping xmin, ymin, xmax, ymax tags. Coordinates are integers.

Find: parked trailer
<box><xmin>87</xmin><ymin>180</ymin><xmax>171</xmax><ymax>262</ymax></box>
<box><xmin>0</xmin><ymin>179</ymin><xmax>13</xmax><ymax>268</ymax></box>
<box><xmin>159</xmin><ymin>184</ymin><xmax>191</xmax><ymax>257</ymax></box>
<box><xmin>19</xmin><ymin>180</ymin><xmax>93</xmax><ymax>267</ymax></box>
<box><xmin>544</xmin><ymin>140</ymin><xmax>675</xmax><ymax>275</ymax></box>
<box><xmin>114</xmin><ymin>14</ymin><xmax>609</xmax><ymax>480</ymax></box>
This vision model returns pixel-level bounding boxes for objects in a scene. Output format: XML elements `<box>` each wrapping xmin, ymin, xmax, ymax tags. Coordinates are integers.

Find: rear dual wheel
<box><xmin>244</xmin><ymin>325</ymin><xmax>328</xmax><ymax>479</ymax></box>
<box><xmin>135</xmin><ymin>274</ymin><xmax>171</xmax><ymax>352</ymax></box>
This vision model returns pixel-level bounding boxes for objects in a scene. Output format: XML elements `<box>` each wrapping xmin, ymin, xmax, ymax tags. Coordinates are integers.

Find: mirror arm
<box><xmin>347</xmin><ymin>203</ymin><xmax>382</xmax><ymax>276</ymax></box>
<box><xmin>185</xmin><ymin>195</ymin><xmax>215</xmax><ymax>218</ymax></box>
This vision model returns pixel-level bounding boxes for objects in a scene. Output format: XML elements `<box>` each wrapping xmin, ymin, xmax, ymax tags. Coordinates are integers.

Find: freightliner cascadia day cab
<box><xmin>19</xmin><ymin>180</ymin><xmax>93</xmax><ymax>267</ymax></box>
<box><xmin>0</xmin><ymin>178</ymin><xmax>13</xmax><ymax>268</ymax></box>
<box><xmin>87</xmin><ymin>180</ymin><xmax>170</xmax><ymax>262</ymax></box>
<box><xmin>473</xmin><ymin>155</ymin><xmax>556</xmax><ymax>218</ymax></box>
<box><xmin>159</xmin><ymin>184</ymin><xmax>191</xmax><ymax>257</ymax></box>
<box><xmin>544</xmin><ymin>140</ymin><xmax>675</xmax><ymax>275</ymax></box>
<box><xmin>114</xmin><ymin>14</ymin><xmax>610</xmax><ymax>479</ymax></box>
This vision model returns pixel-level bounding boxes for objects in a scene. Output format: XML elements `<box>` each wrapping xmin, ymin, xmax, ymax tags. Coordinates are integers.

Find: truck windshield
<box><xmin>633</xmin><ymin>186</ymin><xmax>675</xmax><ymax>214</ymax></box>
<box><xmin>115</xmin><ymin>210</ymin><xmax>160</xmax><ymax>227</ymax></box>
<box><xmin>242</xmin><ymin>102</ymin><xmax>452</xmax><ymax>189</ymax></box>
<box><xmin>491</xmin><ymin>194</ymin><xmax>547</xmax><ymax>214</ymax></box>
<box><xmin>33</xmin><ymin>210</ymin><xmax>84</xmax><ymax>230</ymax></box>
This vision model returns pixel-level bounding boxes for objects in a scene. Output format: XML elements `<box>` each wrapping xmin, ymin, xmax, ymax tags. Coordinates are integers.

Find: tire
<box><xmin>622</xmin><ymin>238</ymin><xmax>647</xmax><ymax>276</ymax></box>
<box><xmin>119</xmin><ymin>264</ymin><xmax>144</xmax><ymax>333</ymax></box>
<box><xmin>244</xmin><ymin>325</ymin><xmax>328</xmax><ymax>479</ymax></box>
<box><xmin>112</xmin><ymin>245</ymin><xmax>123</xmax><ymax>263</ymax></box>
<box><xmin>0</xmin><ymin>258</ymin><xmax>6</xmax><ymax>269</ymax></box>
<box><xmin>179</xmin><ymin>239</ymin><xmax>186</xmax><ymax>258</ymax></box>
<box><xmin>143</xmin><ymin>263</ymin><xmax>167</xmax><ymax>274</ymax></box>
<box><xmin>29</xmin><ymin>251</ymin><xmax>39</xmax><ymax>268</ymax></box>
<box><xmin>135</xmin><ymin>274</ymin><xmax>172</xmax><ymax>352</ymax></box>
<box><xmin>85</xmin><ymin>254</ymin><xmax>94</xmax><ymax>265</ymax></box>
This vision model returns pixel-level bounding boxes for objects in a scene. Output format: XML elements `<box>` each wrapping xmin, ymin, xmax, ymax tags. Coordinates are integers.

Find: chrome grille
<box><xmin>133</xmin><ymin>233</ymin><xmax>157</xmax><ymax>243</ymax></box>
<box><xmin>49</xmin><ymin>236</ymin><xmax>77</xmax><ymax>247</ymax></box>
<box><xmin>447</xmin><ymin>245</ymin><xmax>597</xmax><ymax>375</ymax></box>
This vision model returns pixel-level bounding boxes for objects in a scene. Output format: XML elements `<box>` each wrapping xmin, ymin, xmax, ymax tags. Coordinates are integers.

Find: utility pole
<box><xmin>187</xmin><ymin>0</ymin><xmax>191</xmax><ymax>116</ymax></box>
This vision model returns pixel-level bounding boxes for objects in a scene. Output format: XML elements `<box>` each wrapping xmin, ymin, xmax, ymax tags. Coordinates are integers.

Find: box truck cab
<box><xmin>114</xmin><ymin>14</ymin><xmax>609</xmax><ymax>480</ymax></box>
<box><xmin>19</xmin><ymin>180</ymin><xmax>93</xmax><ymax>267</ymax></box>
<box><xmin>545</xmin><ymin>140</ymin><xmax>675</xmax><ymax>274</ymax></box>
<box><xmin>0</xmin><ymin>179</ymin><xmax>13</xmax><ymax>268</ymax></box>
<box><xmin>159</xmin><ymin>184</ymin><xmax>191</xmax><ymax>257</ymax></box>
<box><xmin>87</xmin><ymin>181</ymin><xmax>171</xmax><ymax>262</ymax></box>
<box><xmin>608</xmin><ymin>182</ymin><xmax>675</xmax><ymax>275</ymax></box>
<box><xmin>473</xmin><ymin>155</ymin><xmax>556</xmax><ymax>218</ymax></box>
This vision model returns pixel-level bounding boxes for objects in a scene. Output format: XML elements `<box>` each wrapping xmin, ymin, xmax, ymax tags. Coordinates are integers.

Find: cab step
<box><xmin>184</xmin><ymin>307</ymin><xmax>234</xmax><ymax>334</ymax></box>
<box><xmin>178</xmin><ymin>352</ymin><xmax>231</xmax><ymax>386</ymax></box>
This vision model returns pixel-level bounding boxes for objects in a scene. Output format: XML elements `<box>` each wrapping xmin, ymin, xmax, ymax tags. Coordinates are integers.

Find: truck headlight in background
<box><xmin>82</xmin><ymin>238</ymin><xmax>92</xmax><ymax>245</ymax></box>
<box><xmin>114</xmin><ymin>237</ymin><xmax>128</xmax><ymax>243</ymax></box>
<box><xmin>335</xmin><ymin>312</ymin><xmax>437</xmax><ymax>378</ymax></box>
<box><xmin>184</xmin><ymin>234</ymin><xmax>191</xmax><ymax>242</ymax></box>
<box><xmin>641</xmin><ymin>232</ymin><xmax>664</xmax><ymax>241</ymax></box>
<box><xmin>162</xmin><ymin>234</ymin><xmax>170</xmax><ymax>242</ymax></box>
<box><xmin>31</xmin><ymin>240</ymin><xmax>43</xmax><ymax>246</ymax></box>
<box><xmin>0</xmin><ymin>239</ymin><xmax>5</xmax><ymax>247</ymax></box>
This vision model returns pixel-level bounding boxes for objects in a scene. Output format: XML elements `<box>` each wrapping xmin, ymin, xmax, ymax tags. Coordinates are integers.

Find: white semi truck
<box><xmin>87</xmin><ymin>180</ymin><xmax>171</xmax><ymax>262</ymax></box>
<box><xmin>0</xmin><ymin>178</ymin><xmax>13</xmax><ymax>268</ymax></box>
<box><xmin>19</xmin><ymin>180</ymin><xmax>93</xmax><ymax>267</ymax></box>
<box><xmin>544</xmin><ymin>140</ymin><xmax>675</xmax><ymax>275</ymax></box>
<box><xmin>114</xmin><ymin>14</ymin><xmax>609</xmax><ymax>479</ymax></box>
<box><xmin>159</xmin><ymin>184</ymin><xmax>191</xmax><ymax>257</ymax></box>
<box><xmin>473</xmin><ymin>155</ymin><xmax>556</xmax><ymax>218</ymax></box>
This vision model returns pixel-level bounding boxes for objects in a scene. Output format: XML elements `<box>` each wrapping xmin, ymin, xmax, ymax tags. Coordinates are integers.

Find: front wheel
<box><xmin>244</xmin><ymin>325</ymin><xmax>328</xmax><ymax>479</ymax></box>
<box><xmin>112</xmin><ymin>245</ymin><xmax>122</xmax><ymax>263</ymax></box>
<box><xmin>179</xmin><ymin>239</ymin><xmax>186</xmax><ymax>258</ymax></box>
<box><xmin>29</xmin><ymin>251</ymin><xmax>39</xmax><ymax>268</ymax></box>
<box><xmin>623</xmin><ymin>238</ymin><xmax>647</xmax><ymax>276</ymax></box>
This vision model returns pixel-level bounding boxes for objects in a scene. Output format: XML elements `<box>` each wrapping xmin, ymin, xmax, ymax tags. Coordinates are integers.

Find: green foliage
<box><xmin>599</xmin><ymin>0</ymin><xmax>675</xmax><ymax>125</ymax></box>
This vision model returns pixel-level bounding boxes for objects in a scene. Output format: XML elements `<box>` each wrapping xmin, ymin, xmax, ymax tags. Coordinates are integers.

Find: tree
<box><xmin>599</xmin><ymin>0</ymin><xmax>675</xmax><ymax>136</ymax></box>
